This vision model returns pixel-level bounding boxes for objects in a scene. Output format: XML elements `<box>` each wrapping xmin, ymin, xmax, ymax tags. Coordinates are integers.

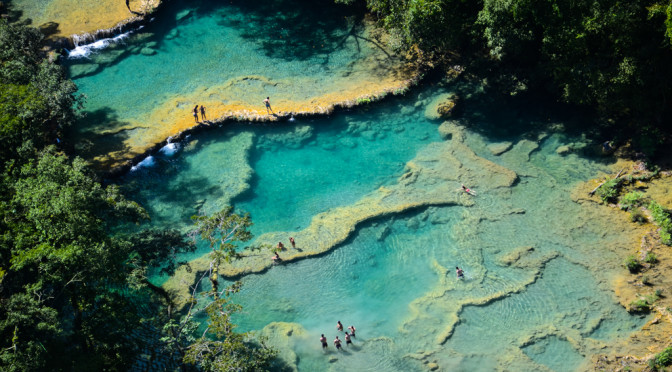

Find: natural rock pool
<box><xmin>55</xmin><ymin>0</ymin><xmax>652</xmax><ymax>370</ymax></box>
<box><xmin>120</xmin><ymin>86</ymin><xmax>648</xmax><ymax>370</ymax></box>
<box><xmin>64</xmin><ymin>0</ymin><xmax>414</xmax><ymax>169</ymax></box>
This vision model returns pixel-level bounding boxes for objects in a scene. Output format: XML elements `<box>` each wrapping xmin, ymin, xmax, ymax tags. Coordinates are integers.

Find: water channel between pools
<box><xmin>62</xmin><ymin>0</ymin><xmax>648</xmax><ymax>370</ymax></box>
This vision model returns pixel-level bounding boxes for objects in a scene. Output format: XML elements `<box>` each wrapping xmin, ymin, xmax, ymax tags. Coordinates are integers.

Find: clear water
<box><xmin>49</xmin><ymin>0</ymin><xmax>647</xmax><ymax>369</ymax></box>
<box><xmin>63</xmin><ymin>0</ymin><xmax>405</xmax><ymax>164</ymax></box>
<box><xmin>119</xmin><ymin>85</ymin><xmax>646</xmax><ymax>371</ymax></box>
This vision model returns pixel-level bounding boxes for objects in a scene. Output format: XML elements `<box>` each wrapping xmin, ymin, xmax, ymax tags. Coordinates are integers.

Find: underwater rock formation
<box><xmin>164</xmin><ymin>122</ymin><xmax>518</xmax><ymax>309</ymax></box>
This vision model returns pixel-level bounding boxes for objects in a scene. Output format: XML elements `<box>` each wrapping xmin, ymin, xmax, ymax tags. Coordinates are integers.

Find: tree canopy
<box><xmin>0</xmin><ymin>19</ymin><xmax>274</xmax><ymax>371</ymax></box>
<box><xmin>341</xmin><ymin>0</ymin><xmax>672</xmax><ymax>149</ymax></box>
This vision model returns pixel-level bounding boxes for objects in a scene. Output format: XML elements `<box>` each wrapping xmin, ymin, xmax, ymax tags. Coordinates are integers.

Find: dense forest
<box><xmin>0</xmin><ymin>20</ymin><xmax>276</xmax><ymax>371</ymax></box>
<box><xmin>340</xmin><ymin>0</ymin><xmax>672</xmax><ymax>154</ymax></box>
<box><xmin>2</xmin><ymin>0</ymin><xmax>672</xmax><ymax>370</ymax></box>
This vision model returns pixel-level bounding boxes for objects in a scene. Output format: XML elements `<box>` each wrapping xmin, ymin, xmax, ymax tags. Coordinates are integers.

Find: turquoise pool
<box><xmin>58</xmin><ymin>0</ymin><xmax>648</xmax><ymax>369</ymax></box>
<box><xmin>121</xmin><ymin>84</ymin><xmax>646</xmax><ymax>371</ymax></box>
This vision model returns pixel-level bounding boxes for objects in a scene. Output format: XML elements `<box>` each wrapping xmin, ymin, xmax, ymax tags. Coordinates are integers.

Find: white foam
<box><xmin>159</xmin><ymin>142</ymin><xmax>180</xmax><ymax>156</ymax></box>
<box><xmin>67</xmin><ymin>30</ymin><xmax>134</xmax><ymax>59</ymax></box>
<box><xmin>130</xmin><ymin>155</ymin><xmax>156</xmax><ymax>171</ymax></box>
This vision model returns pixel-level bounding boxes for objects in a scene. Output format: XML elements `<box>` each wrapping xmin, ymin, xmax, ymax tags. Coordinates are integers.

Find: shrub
<box><xmin>645</xmin><ymin>252</ymin><xmax>658</xmax><ymax>264</ymax></box>
<box><xmin>649</xmin><ymin>201</ymin><xmax>672</xmax><ymax>245</ymax></box>
<box><xmin>630</xmin><ymin>209</ymin><xmax>647</xmax><ymax>223</ymax></box>
<box><xmin>641</xmin><ymin>275</ymin><xmax>651</xmax><ymax>285</ymax></box>
<box><xmin>645</xmin><ymin>292</ymin><xmax>660</xmax><ymax>304</ymax></box>
<box><xmin>624</xmin><ymin>255</ymin><xmax>642</xmax><ymax>273</ymax></box>
<box><xmin>629</xmin><ymin>298</ymin><xmax>650</xmax><ymax>312</ymax></box>
<box><xmin>649</xmin><ymin>346</ymin><xmax>672</xmax><ymax>370</ymax></box>
<box><xmin>620</xmin><ymin>191</ymin><xmax>644</xmax><ymax>210</ymax></box>
<box><xmin>596</xmin><ymin>178</ymin><xmax>622</xmax><ymax>203</ymax></box>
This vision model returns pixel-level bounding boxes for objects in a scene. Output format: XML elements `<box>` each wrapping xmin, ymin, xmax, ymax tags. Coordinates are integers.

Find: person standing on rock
<box><xmin>289</xmin><ymin>237</ymin><xmax>296</xmax><ymax>248</ymax></box>
<box><xmin>200</xmin><ymin>105</ymin><xmax>207</xmax><ymax>121</ymax></box>
<box><xmin>264</xmin><ymin>97</ymin><xmax>273</xmax><ymax>114</ymax></box>
<box><xmin>193</xmin><ymin>105</ymin><xmax>199</xmax><ymax>122</ymax></box>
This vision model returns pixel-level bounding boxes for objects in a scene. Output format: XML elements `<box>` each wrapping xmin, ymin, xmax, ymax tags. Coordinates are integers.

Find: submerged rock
<box><xmin>176</xmin><ymin>9</ymin><xmax>191</xmax><ymax>21</ymax></box>
<box><xmin>258</xmin><ymin>125</ymin><xmax>313</xmax><ymax>150</ymax></box>
<box><xmin>140</xmin><ymin>47</ymin><xmax>157</xmax><ymax>56</ymax></box>
<box><xmin>258</xmin><ymin>322</ymin><xmax>308</xmax><ymax>372</ymax></box>
<box><xmin>69</xmin><ymin>62</ymin><xmax>100</xmax><ymax>79</ymax></box>
<box><xmin>556</xmin><ymin>145</ymin><xmax>571</xmax><ymax>155</ymax></box>
<box><xmin>424</xmin><ymin>93</ymin><xmax>460</xmax><ymax>120</ymax></box>
<box><xmin>488</xmin><ymin>141</ymin><xmax>513</xmax><ymax>156</ymax></box>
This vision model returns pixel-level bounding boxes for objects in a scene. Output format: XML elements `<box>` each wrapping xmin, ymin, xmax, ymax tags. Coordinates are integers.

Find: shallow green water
<box><xmin>63</xmin><ymin>0</ymin><xmax>400</xmax><ymax>161</ymax></box>
<box><xmin>120</xmin><ymin>85</ymin><xmax>646</xmax><ymax>371</ymax></box>
<box><xmin>52</xmin><ymin>0</ymin><xmax>648</xmax><ymax>369</ymax></box>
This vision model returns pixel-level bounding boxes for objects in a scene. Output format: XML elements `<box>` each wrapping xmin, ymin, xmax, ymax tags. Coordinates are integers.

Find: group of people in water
<box><xmin>192</xmin><ymin>105</ymin><xmax>207</xmax><ymax>122</ymax></box>
<box><xmin>321</xmin><ymin>321</ymin><xmax>356</xmax><ymax>351</ymax></box>
<box><xmin>271</xmin><ymin>237</ymin><xmax>296</xmax><ymax>263</ymax></box>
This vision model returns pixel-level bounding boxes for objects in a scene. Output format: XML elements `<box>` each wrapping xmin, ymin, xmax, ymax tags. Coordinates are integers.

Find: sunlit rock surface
<box><xmin>10</xmin><ymin>0</ymin><xmax>159</xmax><ymax>39</ymax></box>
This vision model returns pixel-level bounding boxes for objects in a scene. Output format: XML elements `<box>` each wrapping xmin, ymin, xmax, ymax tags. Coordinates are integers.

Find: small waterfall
<box><xmin>130</xmin><ymin>155</ymin><xmax>156</xmax><ymax>172</ymax></box>
<box><xmin>159</xmin><ymin>137</ymin><xmax>180</xmax><ymax>156</ymax></box>
<box><xmin>67</xmin><ymin>24</ymin><xmax>144</xmax><ymax>58</ymax></box>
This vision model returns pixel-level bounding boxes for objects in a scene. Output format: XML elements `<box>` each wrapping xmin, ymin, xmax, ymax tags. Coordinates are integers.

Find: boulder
<box><xmin>556</xmin><ymin>145</ymin><xmax>571</xmax><ymax>155</ymax></box>
<box><xmin>424</xmin><ymin>93</ymin><xmax>460</xmax><ymax>120</ymax></box>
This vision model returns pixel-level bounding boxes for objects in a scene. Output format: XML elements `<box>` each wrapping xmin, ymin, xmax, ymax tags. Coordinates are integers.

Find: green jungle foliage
<box><xmin>596</xmin><ymin>178</ymin><xmax>622</xmax><ymax>203</ymax></box>
<box><xmin>0</xmin><ymin>20</ymin><xmax>274</xmax><ymax>371</ymax></box>
<box><xmin>649</xmin><ymin>346</ymin><xmax>672</xmax><ymax>370</ymax></box>
<box><xmin>645</xmin><ymin>251</ymin><xmax>659</xmax><ymax>264</ymax></box>
<box><xmin>339</xmin><ymin>0</ymin><xmax>672</xmax><ymax>150</ymax></box>
<box><xmin>620</xmin><ymin>191</ymin><xmax>645</xmax><ymax>210</ymax></box>
<box><xmin>624</xmin><ymin>254</ymin><xmax>642</xmax><ymax>273</ymax></box>
<box><xmin>649</xmin><ymin>201</ymin><xmax>672</xmax><ymax>245</ymax></box>
<box><xmin>0</xmin><ymin>20</ymin><xmax>80</xmax><ymax>164</ymax></box>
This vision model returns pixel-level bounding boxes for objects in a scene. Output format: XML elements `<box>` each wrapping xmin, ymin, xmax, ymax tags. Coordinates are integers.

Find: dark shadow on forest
<box><xmin>66</xmin><ymin>107</ymin><xmax>134</xmax><ymax>161</ymax></box>
<box><xmin>215</xmin><ymin>0</ymin><xmax>369</xmax><ymax>62</ymax></box>
<box><xmin>442</xmin><ymin>73</ymin><xmax>619</xmax><ymax>166</ymax></box>
<box><xmin>1</xmin><ymin>1</ymin><xmax>26</xmax><ymax>24</ymax></box>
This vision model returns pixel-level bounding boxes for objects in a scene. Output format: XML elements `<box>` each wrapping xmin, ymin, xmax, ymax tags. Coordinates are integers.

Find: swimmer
<box><xmin>348</xmin><ymin>325</ymin><xmax>356</xmax><ymax>338</ymax></box>
<box><xmin>461</xmin><ymin>184</ymin><xmax>476</xmax><ymax>195</ymax></box>
<box><xmin>456</xmin><ymin>266</ymin><xmax>465</xmax><ymax>279</ymax></box>
<box><xmin>320</xmin><ymin>334</ymin><xmax>328</xmax><ymax>349</ymax></box>
<box><xmin>336</xmin><ymin>321</ymin><xmax>343</xmax><ymax>332</ymax></box>
<box><xmin>334</xmin><ymin>336</ymin><xmax>342</xmax><ymax>350</ymax></box>
<box><xmin>289</xmin><ymin>237</ymin><xmax>296</xmax><ymax>248</ymax></box>
<box><xmin>277</xmin><ymin>242</ymin><xmax>285</xmax><ymax>251</ymax></box>
<box><xmin>345</xmin><ymin>332</ymin><xmax>352</xmax><ymax>345</ymax></box>
<box><xmin>272</xmin><ymin>252</ymin><xmax>282</xmax><ymax>263</ymax></box>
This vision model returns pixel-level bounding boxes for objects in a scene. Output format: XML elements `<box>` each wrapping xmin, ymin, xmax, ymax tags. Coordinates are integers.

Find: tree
<box><xmin>161</xmin><ymin>208</ymin><xmax>277</xmax><ymax>371</ymax></box>
<box><xmin>0</xmin><ymin>20</ymin><xmax>80</xmax><ymax>165</ymax></box>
